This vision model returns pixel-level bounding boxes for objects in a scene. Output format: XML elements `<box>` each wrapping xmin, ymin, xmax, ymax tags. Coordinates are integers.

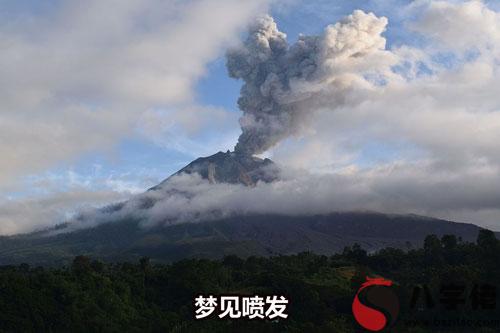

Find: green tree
<box><xmin>441</xmin><ymin>234</ymin><xmax>457</xmax><ymax>250</ymax></box>
<box><xmin>477</xmin><ymin>229</ymin><xmax>498</xmax><ymax>251</ymax></box>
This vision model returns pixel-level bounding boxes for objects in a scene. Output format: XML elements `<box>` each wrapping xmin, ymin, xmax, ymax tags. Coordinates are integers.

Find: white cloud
<box><xmin>411</xmin><ymin>0</ymin><xmax>500</xmax><ymax>51</ymax></box>
<box><xmin>85</xmin><ymin>165</ymin><xmax>500</xmax><ymax>232</ymax></box>
<box><xmin>0</xmin><ymin>166</ymin><xmax>163</xmax><ymax>235</ymax></box>
<box><xmin>0</xmin><ymin>189</ymin><xmax>129</xmax><ymax>235</ymax></box>
<box><xmin>0</xmin><ymin>0</ymin><xmax>269</xmax><ymax>190</ymax></box>
<box><xmin>136</xmin><ymin>105</ymin><xmax>240</xmax><ymax>157</ymax></box>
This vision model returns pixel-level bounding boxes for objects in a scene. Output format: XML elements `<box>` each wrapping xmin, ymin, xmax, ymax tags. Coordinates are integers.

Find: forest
<box><xmin>0</xmin><ymin>230</ymin><xmax>499</xmax><ymax>332</ymax></box>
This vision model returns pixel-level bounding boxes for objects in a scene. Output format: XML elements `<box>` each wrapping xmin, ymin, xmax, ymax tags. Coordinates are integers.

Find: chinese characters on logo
<box><xmin>194</xmin><ymin>295</ymin><xmax>289</xmax><ymax>320</ymax></box>
<box><xmin>410</xmin><ymin>283</ymin><xmax>497</xmax><ymax>311</ymax></box>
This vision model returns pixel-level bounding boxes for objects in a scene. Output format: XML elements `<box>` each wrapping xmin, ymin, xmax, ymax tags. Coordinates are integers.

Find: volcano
<box><xmin>0</xmin><ymin>152</ymin><xmax>496</xmax><ymax>266</ymax></box>
<box><xmin>150</xmin><ymin>150</ymin><xmax>280</xmax><ymax>189</ymax></box>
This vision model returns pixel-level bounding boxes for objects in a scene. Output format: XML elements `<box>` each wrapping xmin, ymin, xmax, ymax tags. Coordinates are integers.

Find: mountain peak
<box><xmin>150</xmin><ymin>151</ymin><xmax>280</xmax><ymax>190</ymax></box>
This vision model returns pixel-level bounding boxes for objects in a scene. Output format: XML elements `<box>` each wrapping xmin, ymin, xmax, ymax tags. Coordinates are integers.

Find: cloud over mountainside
<box><xmin>2</xmin><ymin>0</ymin><xmax>500</xmax><ymax>234</ymax></box>
<box><xmin>67</xmin><ymin>1</ymin><xmax>500</xmax><ymax>232</ymax></box>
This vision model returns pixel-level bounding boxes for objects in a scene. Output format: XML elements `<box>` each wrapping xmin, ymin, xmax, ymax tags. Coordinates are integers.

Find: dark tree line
<box><xmin>0</xmin><ymin>230</ymin><xmax>498</xmax><ymax>332</ymax></box>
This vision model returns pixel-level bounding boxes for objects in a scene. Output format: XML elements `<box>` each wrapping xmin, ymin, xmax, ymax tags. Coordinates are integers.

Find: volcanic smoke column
<box><xmin>226</xmin><ymin>10</ymin><xmax>393</xmax><ymax>156</ymax></box>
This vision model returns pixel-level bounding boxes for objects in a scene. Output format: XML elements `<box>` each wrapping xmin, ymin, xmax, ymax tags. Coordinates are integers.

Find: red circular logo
<box><xmin>352</xmin><ymin>277</ymin><xmax>399</xmax><ymax>331</ymax></box>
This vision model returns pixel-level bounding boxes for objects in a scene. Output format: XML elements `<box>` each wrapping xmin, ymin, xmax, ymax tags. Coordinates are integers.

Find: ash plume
<box><xmin>227</xmin><ymin>10</ymin><xmax>391</xmax><ymax>156</ymax></box>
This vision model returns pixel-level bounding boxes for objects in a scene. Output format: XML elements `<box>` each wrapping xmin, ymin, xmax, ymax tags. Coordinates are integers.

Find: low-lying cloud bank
<box><xmin>74</xmin><ymin>163</ymin><xmax>500</xmax><ymax>231</ymax></box>
<box><xmin>0</xmin><ymin>189</ymin><xmax>130</xmax><ymax>235</ymax></box>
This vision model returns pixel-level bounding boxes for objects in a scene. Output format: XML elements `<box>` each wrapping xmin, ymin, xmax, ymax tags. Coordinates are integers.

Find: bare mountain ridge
<box><xmin>150</xmin><ymin>151</ymin><xmax>279</xmax><ymax>189</ymax></box>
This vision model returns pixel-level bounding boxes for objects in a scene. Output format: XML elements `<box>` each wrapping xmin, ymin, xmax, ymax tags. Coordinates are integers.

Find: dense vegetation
<box><xmin>0</xmin><ymin>230</ymin><xmax>498</xmax><ymax>332</ymax></box>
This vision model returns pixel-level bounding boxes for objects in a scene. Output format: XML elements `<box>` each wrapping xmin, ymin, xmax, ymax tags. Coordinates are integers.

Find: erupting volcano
<box><xmin>150</xmin><ymin>150</ymin><xmax>280</xmax><ymax>189</ymax></box>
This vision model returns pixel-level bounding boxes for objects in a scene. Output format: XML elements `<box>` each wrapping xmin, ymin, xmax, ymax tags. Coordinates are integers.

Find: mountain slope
<box><xmin>0</xmin><ymin>212</ymin><xmax>488</xmax><ymax>266</ymax></box>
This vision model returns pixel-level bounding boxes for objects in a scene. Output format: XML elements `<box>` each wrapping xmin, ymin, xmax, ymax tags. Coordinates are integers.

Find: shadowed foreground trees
<box><xmin>0</xmin><ymin>230</ymin><xmax>498</xmax><ymax>332</ymax></box>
